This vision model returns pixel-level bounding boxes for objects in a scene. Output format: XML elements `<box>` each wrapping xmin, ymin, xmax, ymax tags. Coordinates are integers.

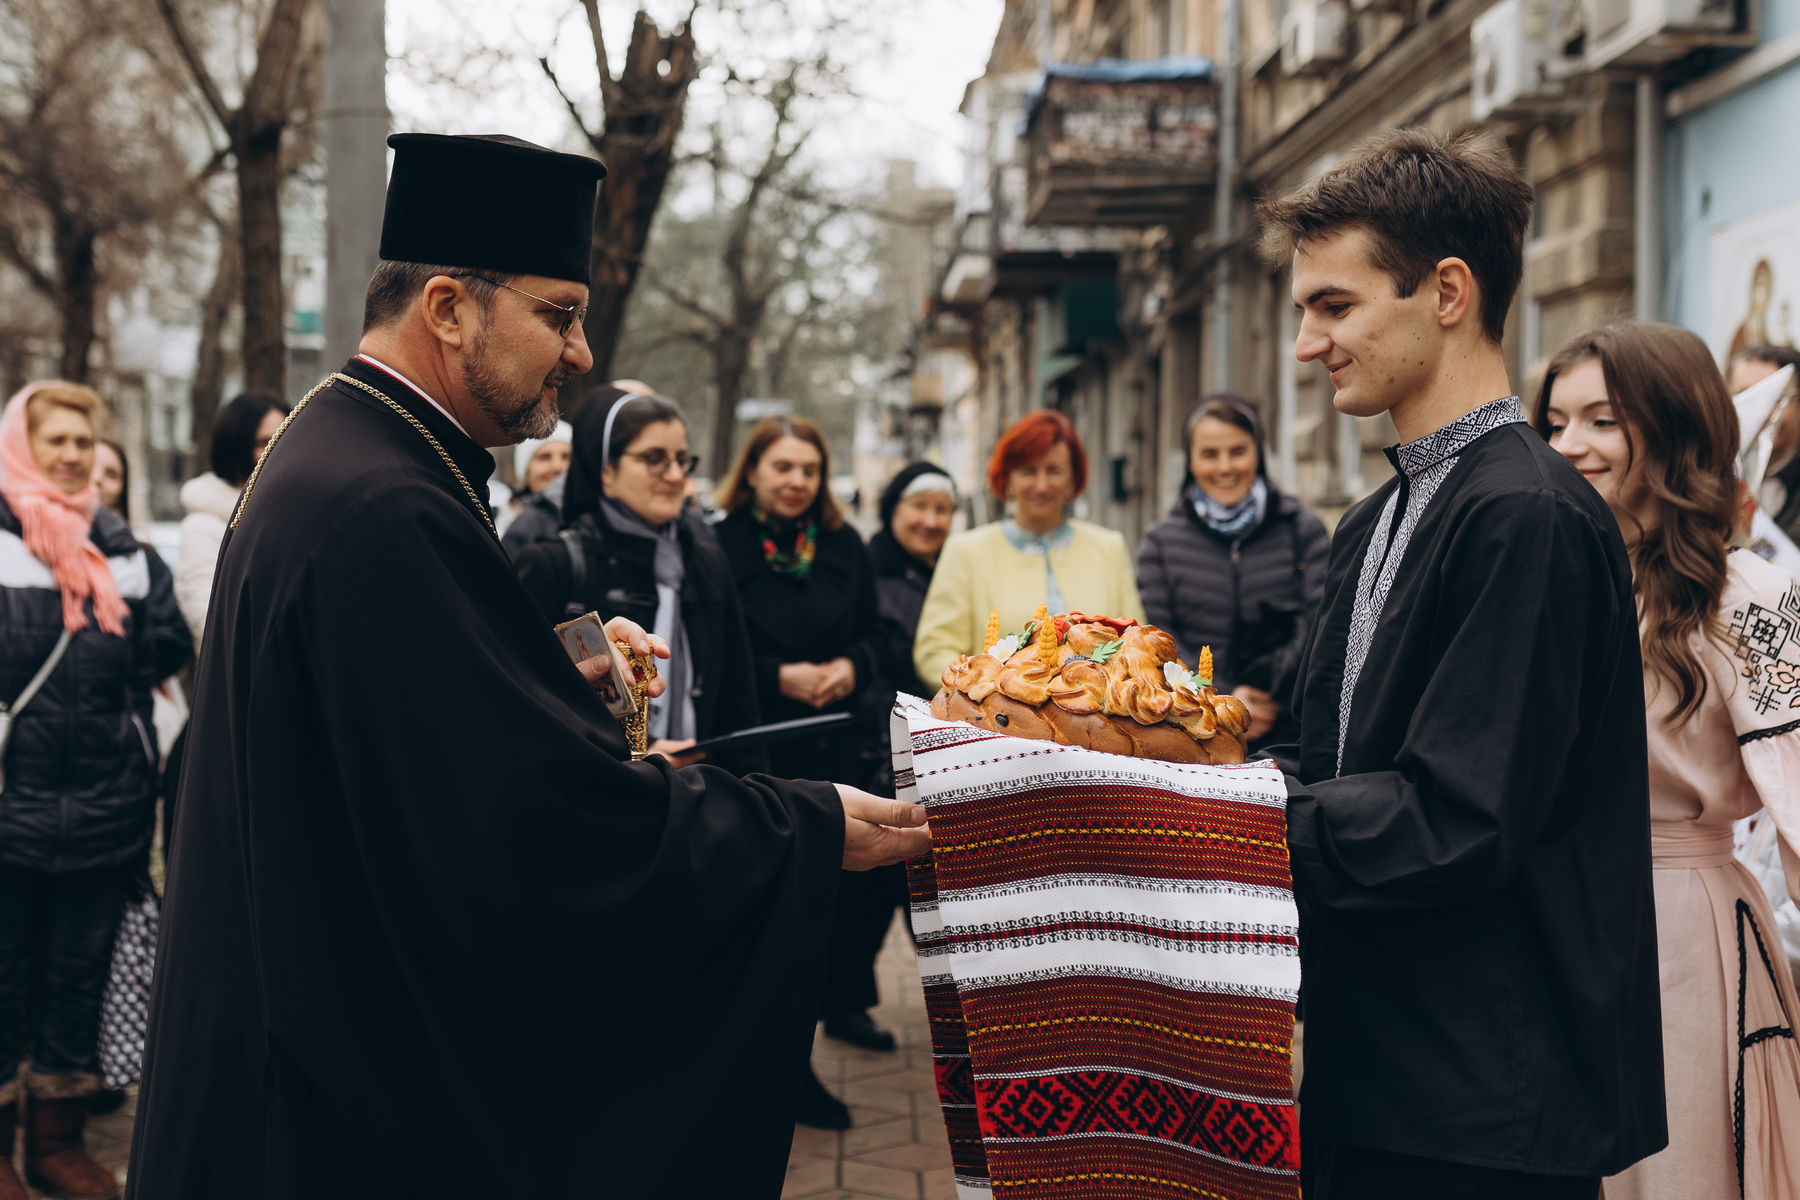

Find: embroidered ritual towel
<box><xmin>893</xmin><ymin>694</ymin><xmax>1301</xmax><ymax>1200</ymax></box>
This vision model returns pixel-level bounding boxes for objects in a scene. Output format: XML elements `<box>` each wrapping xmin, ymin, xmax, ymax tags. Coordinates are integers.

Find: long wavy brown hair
<box><xmin>1532</xmin><ymin>322</ymin><xmax>1741</xmax><ymax>724</ymax></box>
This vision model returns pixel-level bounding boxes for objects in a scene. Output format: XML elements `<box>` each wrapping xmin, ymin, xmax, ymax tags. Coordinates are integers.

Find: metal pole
<box><xmin>1633</xmin><ymin>75</ymin><xmax>1662</xmax><ymax>322</ymax></box>
<box><xmin>322</xmin><ymin>0</ymin><xmax>389</xmax><ymax>368</ymax></box>
<box><xmin>1210</xmin><ymin>0</ymin><xmax>1240</xmax><ymax>394</ymax></box>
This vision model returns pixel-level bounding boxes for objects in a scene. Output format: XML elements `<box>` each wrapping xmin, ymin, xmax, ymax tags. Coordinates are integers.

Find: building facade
<box><xmin>910</xmin><ymin>0</ymin><xmax>1796</xmax><ymax>545</ymax></box>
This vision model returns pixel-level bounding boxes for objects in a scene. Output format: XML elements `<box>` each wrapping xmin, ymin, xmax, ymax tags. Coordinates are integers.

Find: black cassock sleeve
<box><xmin>256</xmin><ymin>482</ymin><xmax>843</xmax><ymax>1193</ymax></box>
<box><xmin>1284</xmin><ymin>488</ymin><xmax>1619</xmax><ymax>910</ymax></box>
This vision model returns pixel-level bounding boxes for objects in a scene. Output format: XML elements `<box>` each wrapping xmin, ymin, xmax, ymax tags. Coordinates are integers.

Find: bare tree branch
<box><xmin>152</xmin><ymin>0</ymin><xmax>232</xmax><ymax>130</ymax></box>
<box><xmin>765</xmin><ymin>285</ymin><xmax>827</xmax><ymax>396</ymax></box>
<box><xmin>241</xmin><ymin>0</ymin><xmax>313</xmax><ymax>130</ymax></box>
<box><xmin>645</xmin><ymin>269</ymin><xmax>729</xmax><ymax>330</ymax></box>
<box><xmin>579</xmin><ymin>0</ymin><xmax>621</xmax><ymax>115</ymax></box>
<box><xmin>0</xmin><ymin>224</ymin><xmax>56</xmax><ymax>295</ymax></box>
<box><xmin>539</xmin><ymin>55</ymin><xmax>599</xmax><ymax>146</ymax></box>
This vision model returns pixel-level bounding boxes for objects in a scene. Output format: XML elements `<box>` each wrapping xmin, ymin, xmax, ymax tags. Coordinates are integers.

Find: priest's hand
<box><xmin>836</xmin><ymin>784</ymin><xmax>931</xmax><ymax>870</ymax></box>
<box><xmin>593</xmin><ymin>616</ymin><xmax>669</xmax><ymax>700</ymax></box>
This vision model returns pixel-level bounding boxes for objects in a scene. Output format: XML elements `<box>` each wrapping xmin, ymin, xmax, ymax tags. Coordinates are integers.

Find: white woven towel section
<box><xmin>890</xmin><ymin>695</ymin><xmax>1300</xmax><ymax>1003</ymax></box>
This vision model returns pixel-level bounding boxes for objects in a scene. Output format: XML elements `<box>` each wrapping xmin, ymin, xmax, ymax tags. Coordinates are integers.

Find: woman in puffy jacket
<box><xmin>0</xmin><ymin>382</ymin><xmax>191</xmax><ymax>1198</ymax></box>
<box><xmin>1135</xmin><ymin>395</ymin><xmax>1328</xmax><ymax>749</ymax></box>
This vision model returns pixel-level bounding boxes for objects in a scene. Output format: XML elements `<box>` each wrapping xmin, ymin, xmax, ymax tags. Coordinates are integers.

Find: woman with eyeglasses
<box><xmin>515</xmin><ymin>388</ymin><xmax>763</xmax><ymax>772</ymax></box>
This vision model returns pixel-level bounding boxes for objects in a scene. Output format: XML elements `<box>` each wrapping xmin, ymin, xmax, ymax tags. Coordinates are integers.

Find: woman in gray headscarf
<box><xmin>514</xmin><ymin>388</ymin><xmax>763</xmax><ymax>773</ymax></box>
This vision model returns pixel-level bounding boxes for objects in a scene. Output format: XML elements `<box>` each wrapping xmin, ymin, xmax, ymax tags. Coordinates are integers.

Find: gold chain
<box><xmin>231</xmin><ymin>372</ymin><xmax>497</xmax><ymax>537</ymax></box>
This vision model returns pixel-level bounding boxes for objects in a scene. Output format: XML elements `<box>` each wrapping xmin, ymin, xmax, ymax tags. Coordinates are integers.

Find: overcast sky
<box><xmin>385</xmin><ymin>0</ymin><xmax>1004</xmax><ymax>189</ymax></box>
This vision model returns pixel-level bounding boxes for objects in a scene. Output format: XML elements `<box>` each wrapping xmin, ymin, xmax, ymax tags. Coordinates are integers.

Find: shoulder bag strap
<box><xmin>4</xmin><ymin>628</ymin><xmax>73</xmax><ymax>720</ymax></box>
<box><xmin>0</xmin><ymin>628</ymin><xmax>73</xmax><ymax>791</ymax></box>
<box><xmin>559</xmin><ymin>529</ymin><xmax>589</xmax><ymax>620</ymax></box>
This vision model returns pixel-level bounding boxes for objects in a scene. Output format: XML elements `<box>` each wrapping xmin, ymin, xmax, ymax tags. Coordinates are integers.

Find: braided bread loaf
<box><xmin>930</xmin><ymin>612</ymin><xmax>1251</xmax><ymax>765</ymax></box>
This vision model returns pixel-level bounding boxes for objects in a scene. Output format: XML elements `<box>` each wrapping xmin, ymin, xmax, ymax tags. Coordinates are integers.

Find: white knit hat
<box><xmin>514</xmin><ymin>420</ymin><xmax>574</xmax><ymax>479</ymax></box>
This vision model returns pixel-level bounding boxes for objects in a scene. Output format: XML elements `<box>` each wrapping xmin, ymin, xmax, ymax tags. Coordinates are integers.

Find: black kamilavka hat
<box><xmin>379</xmin><ymin>133</ymin><xmax>607</xmax><ymax>285</ymax></box>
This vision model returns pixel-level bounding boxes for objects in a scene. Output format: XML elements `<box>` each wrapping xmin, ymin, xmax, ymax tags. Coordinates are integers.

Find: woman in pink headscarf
<box><xmin>0</xmin><ymin>382</ymin><xmax>190</xmax><ymax>1200</ymax></box>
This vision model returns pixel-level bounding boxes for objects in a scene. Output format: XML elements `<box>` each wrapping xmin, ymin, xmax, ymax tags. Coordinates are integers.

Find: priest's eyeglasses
<box><xmin>455</xmin><ymin>274</ymin><xmax>587</xmax><ymax>338</ymax></box>
<box><xmin>621</xmin><ymin>449</ymin><xmax>700</xmax><ymax>476</ymax></box>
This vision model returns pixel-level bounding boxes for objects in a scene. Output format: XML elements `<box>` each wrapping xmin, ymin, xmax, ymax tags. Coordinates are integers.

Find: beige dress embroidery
<box><xmin>1605</xmin><ymin>551</ymin><xmax>1800</xmax><ymax>1200</ymax></box>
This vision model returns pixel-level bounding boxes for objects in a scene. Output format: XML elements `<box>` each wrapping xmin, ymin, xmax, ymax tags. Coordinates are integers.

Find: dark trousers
<box><xmin>0</xmin><ymin>864</ymin><xmax>125</xmax><ymax>1088</ymax></box>
<box><xmin>1305</xmin><ymin>1143</ymin><xmax>1600</xmax><ymax>1200</ymax></box>
<box><xmin>821</xmin><ymin>863</ymin><xmax>909</xmax><ymax>1016</ymax></box>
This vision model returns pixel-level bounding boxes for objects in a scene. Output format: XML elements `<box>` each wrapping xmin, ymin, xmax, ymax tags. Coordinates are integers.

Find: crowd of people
<box><xmin>0</xmin><ymin>127</ymin><xmax>1794</xmax><ymax>1199</ymax></box>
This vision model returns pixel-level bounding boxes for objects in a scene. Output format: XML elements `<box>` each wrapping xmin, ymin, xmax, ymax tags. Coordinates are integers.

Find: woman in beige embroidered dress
<box><xmin>1539</xmin><ymin>321</ymin><xmax>1800</xmax><ymax>1200</ymax></box>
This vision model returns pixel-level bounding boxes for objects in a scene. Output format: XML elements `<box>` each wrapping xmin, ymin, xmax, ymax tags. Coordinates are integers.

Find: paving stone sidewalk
<box><xmin>783</xmin><ymin>914</ymin><xmax>957</xmax><ymax>1200</ymax></box>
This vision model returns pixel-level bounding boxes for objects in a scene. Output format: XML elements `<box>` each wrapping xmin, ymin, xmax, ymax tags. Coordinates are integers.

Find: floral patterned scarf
<box><xmin>753</xmin><ymin>508</ymin><xmax>818</xmax><ymax>580</ymax></box>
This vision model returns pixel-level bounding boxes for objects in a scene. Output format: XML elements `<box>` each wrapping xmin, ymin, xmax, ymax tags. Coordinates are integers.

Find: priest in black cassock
<box><xmin>125</xmin><ymin>133</ymin><xmax>930</xmax><ymax>1200</ymax></box>
<box><xmin>1260</xmin><ymin>130</ymin><xmax>1666</xmax><ymax>1197</ymax></box>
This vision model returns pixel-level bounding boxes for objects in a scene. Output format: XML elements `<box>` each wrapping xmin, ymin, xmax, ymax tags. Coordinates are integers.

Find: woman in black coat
<box><xmin>714</xmin><ymin>416</ymin><xmax>892</xmax><ymax>1129</ymax></box>
<box><xmin>514</xmin><ymin>391</ymin><xmax>762</xmax><ymax>775</ymax></box>
<box><xmin>1136</xmin><ymin>395</ymin><xmax>1329</xmax><ymax>750</ymax></box>
<box><xmin>0</xmin><ymin>382</ymin><xmax>191</xmax><ymax>1197</ymax></box>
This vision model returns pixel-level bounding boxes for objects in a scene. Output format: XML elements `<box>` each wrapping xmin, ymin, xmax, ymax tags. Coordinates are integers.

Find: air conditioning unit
<box><xmin>1281</xmin><ymin>0</ymin><xmax>1351</xmax><ymax>75</ymax></box>
<box><xmin>1471</xmin><ymin>0</ymin><xmax>1576</xmax><ymax>121</ymax></box>
<box><xmin>1582</xmin><ymin>0</ymin><xmax>1746</xmax><ymax>68</ymax></box>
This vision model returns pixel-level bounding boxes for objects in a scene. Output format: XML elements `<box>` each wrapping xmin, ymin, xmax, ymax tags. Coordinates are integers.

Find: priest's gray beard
<box><xmin>462</xmin><ymin>326</ymin><xmax>564</xmax><ymax>441</ymax></box>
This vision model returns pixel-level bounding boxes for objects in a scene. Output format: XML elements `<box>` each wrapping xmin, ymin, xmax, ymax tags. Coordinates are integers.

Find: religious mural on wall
<box><xmin>1712</xmin><ymin>199</ymin><xmax>1800</xmax><ymax>360</ymax></box>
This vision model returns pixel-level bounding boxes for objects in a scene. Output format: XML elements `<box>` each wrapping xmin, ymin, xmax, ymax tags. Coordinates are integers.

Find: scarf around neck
<box><xmin>0</xmin><ymin>385</ymin><xmax>127</xmax><ymax>636</ymax></box>
<box><xmin>753</xmin><ymin>508</ymin><xmax>818</xmax><ymax>580</ymax></box>
<box><xmin>1001</xmin><ymin>518</ymin><xmax>1073</xmax><ymax>613</ymax></box>
<box><xmin>599</xmin><ymin>498</ymin><xmax>694</xmax><ymax>742</ymax></box>
<box><xmin>1190</xmin><ymin>476</ymin><xmax>1267</xmax><ymax>540</ymax></box>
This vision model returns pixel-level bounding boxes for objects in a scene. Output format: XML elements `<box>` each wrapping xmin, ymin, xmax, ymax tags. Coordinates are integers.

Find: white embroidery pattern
<box><xmin>1336</xmin><ymin>396</ymin><xmax>1527</xmax><ymax>772</ymax></box>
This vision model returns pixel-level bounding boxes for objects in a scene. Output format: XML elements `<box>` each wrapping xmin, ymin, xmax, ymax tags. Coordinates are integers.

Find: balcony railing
<box><xmin>1023</xmin><ymin>57</ymin><xmax>1219</xmax><ymax>227</ymax></box>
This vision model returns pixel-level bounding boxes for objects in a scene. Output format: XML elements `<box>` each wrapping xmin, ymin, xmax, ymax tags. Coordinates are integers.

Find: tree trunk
<box><xmin>191</xmin><ymin>220</ymin><xmax>241</xmax><ymax>456</ymax></box>
<box><xmin>51</xmin><ymin>211</ymin><xmax>98</xmax><ymax>383</ymax></box>
<box><xmin>578</xmin><ymin>11</ymin><xmax>699</xmax><ymax>391</ymax></box>
<box><xmin>709</xmin><ymin>328</ymin><xmax>753</xmax><ymax>476</ymax></box>
<box><xmin>0</xmin><ymin>337</ymin><xmax>28</xmax><ymax>400</ymax></box>
<box><xmin>235</xmin><ymin>120</ymin><xmax>287</xmax><ymax>398</ymax></box>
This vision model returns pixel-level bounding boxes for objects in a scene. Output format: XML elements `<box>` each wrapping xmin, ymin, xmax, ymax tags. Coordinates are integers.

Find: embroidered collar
<box><xmin>1387</xmin><ymin>395</ymin><xmax>1526</xmax><ymax>478</ymax></box>
<box><xmin>1002</xmin><ymin>518</ymin><xmax>1074</xmax><ymax>555</ymax></box>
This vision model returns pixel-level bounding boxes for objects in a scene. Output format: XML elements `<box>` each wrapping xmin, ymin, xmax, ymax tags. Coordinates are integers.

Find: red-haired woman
<box><xmin>1539</xmin><ymin>322</ymin><xmax>1800</xmax><ymax>1199</ymax></box>
<box><xmin>913</xmin><ymin>410</ymin><xmax>1144</xmax><ymax>688</ymax></box>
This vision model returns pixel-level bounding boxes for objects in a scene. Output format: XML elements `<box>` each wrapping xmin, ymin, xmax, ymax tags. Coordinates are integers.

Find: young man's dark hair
<box><xmin>1258</xmin><ymin>127</ymin><xmax>1534</xmax><ymax>344</ymax></box>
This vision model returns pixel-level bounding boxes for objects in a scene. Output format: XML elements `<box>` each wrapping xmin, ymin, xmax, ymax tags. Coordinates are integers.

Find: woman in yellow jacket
<box><xmin>913</xmin><ymin>410</ymin><xmax>1145</xmax><ymax>689</ymax></box>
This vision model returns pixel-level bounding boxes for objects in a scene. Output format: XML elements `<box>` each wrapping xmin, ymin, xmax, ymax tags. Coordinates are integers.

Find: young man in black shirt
<box><xmin>1263</xmin><ymin>129</ymin><xmax>1666</xmax><ymax>1198</ymax></box>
